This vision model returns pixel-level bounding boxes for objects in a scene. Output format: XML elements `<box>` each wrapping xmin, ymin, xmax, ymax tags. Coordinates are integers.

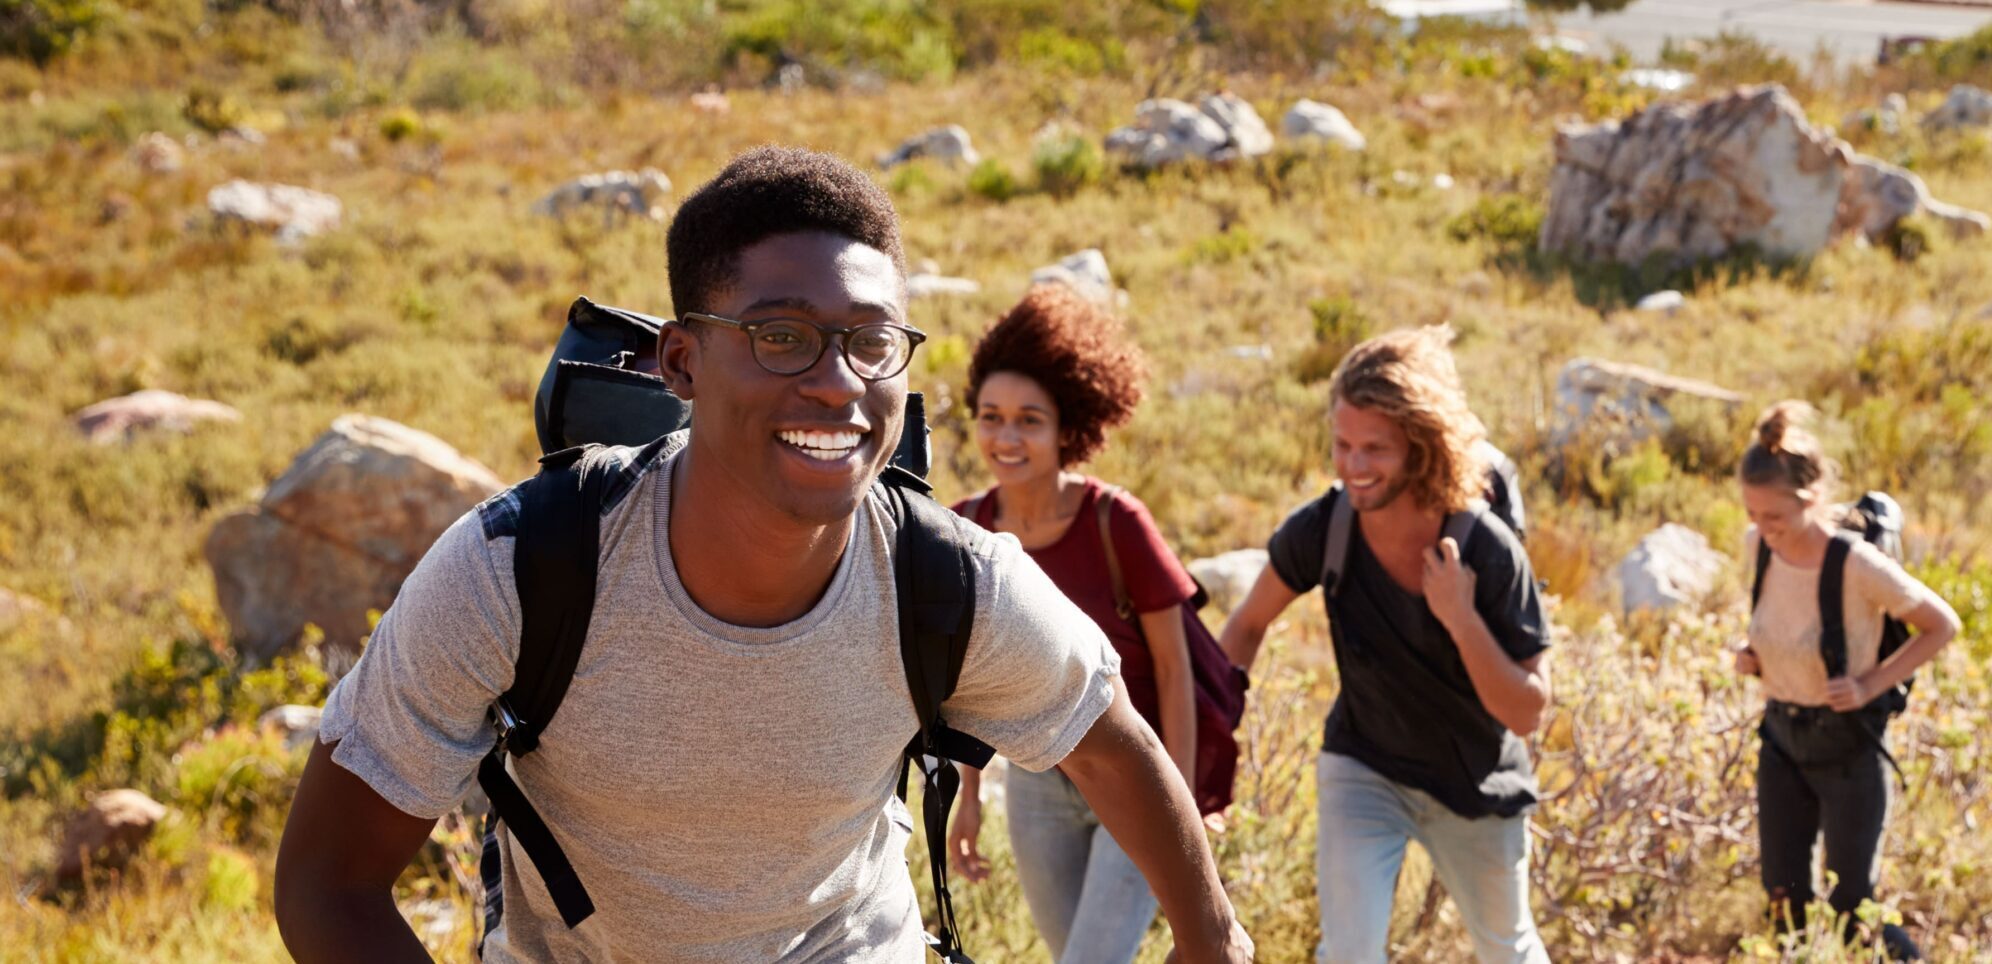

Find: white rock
<box><xmin>1106</xmin><ymin>98</ymin><xmax>1230</xmax><ymax>168</ymax></box>
<box><xmin>258</xmin><ymin>704</ymin><xmax>323</xmax><ymax>752</ymax></box>
<box><xmin>1535</xmin><ymin>34</ymin><xmax>1592</xmax><ymax>55</ymax></box>
<box><xmin>907</xmin><ymin>273</ymin><xmax>981</xmax><ymax>298</ymax></box>
<box><xmin>1619</xmin><ymin>68</ymin><xmax>1694</xmax><ymax>92</ymax></box>
<box><xmin>1282</xmin><ymin>99</ymin><xmax>1367</xmax><ymax>151</ymax></box>
<box><xmin>1618</xmin><ymin>524</ymin><xmax>1725</xmax><ymax>613</ymax></box>
<box><xmin>1187</xmin><ymin>549</ymin><xmax>1270</xmax><ymax>614</ymax></box>
<box><xmin>689</xmin><ymin>89</ymin><xmax>730</xmax><ymax>115</ymax></box>
<box><xmin>73</xmin><ymin>389</ymin><xmax>242</xmax><ymax>444</ymax></box>
<box><xmin>208</xmin><ymin>180</ymin><xmax>342</xmax><ymax>244</ymax></box>
<box><xmin>533</xmin><ymin>168</ymin><xmax>673</xmax><ymax>225</ymax></box>
<box><xmin>1029</xmin><ymin>249</ymin><xmax>1114</xmax><ymax>304</ymax></box>
<box><xmin>132</xmin><ymin>132</ymin><xmax>184</xmax><ymax>174</ymax></box>
<box><xmin>1199</xmin><ymin>93</ymin><xmax>1275</xmax><ymax>159</ymax></box>
<box><xmin>1554</xmin><ymin>358</ymin><xmax>1742</xmax><ymax>446</ymax></box>
<box><xmin>1923</xmin><ymin>84</ymin><xmax>1992</xmax><ymax>131</ymax></box>
<box><xmin>1634</xmin><ymin>289</ymin><xmax>1685</xmax><ymax>312</ymax></box>
<box><xmin>879</xmin><ymin>125</ymin><xmax>980</xmax><ymax>170</ymax></box>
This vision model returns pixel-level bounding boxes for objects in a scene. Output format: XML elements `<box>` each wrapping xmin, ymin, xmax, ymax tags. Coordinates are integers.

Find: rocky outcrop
<box><xmin>1554</xmin><ymin>358</ymin><xmax>1742</xmax><ymax>447</ymax></box>
<box><xmin>532</xmin><ymin>169</ymin><xmax>673</xmax><ymax>224</ymax></box>
<box><xmin>879</xmin><ymin>125</ymin><xmax>980</xmax><ymax>170</ymax></box>
<box><xmin>208</xmin><ymin>180</ymin><xmax>342</xmax><ymax>244</ymax></box>
<box><xmin>72</xmin><ymin>390</ymin><xmax>242</xmax><ymax>445</ymax></box>
<box><xmin>54</xmin><ymin>790</ymin><xmax>168</xmax><ymax>883</ymax></box>
<box><xmin>204</xmin><ymin>415</ymin><xmax>504</xmax><ymax>663</ymax></box>
<box><xmin>1540</xmin><ymin>85</ymin><xmax>1987</xmax><ymax>268</ymax></box>
<box><xmin>1106</xmin><ymin>94</ymin><xmax>1273</xmax><ymax>169</ymax></box>
<box><xmin>1923</xmin><ymin>84</ymin><xmax>1992</xmax><ymax>131</ymax></box>
<box><xmin>1618</xmin><ymin>524</ymin><xmax>1725</xmax><ymax>614</ymax></box>
<box><xmin>1282</xmin><ymin>100</ymin><xmax>1366</xmax><ymax>151</ymax></box>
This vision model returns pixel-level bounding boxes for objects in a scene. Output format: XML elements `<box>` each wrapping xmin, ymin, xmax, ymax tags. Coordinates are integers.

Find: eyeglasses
<box><xmin>682</xmin><ymin>312</ymin><xmax>926</xmax><ymax>382</ymax></box>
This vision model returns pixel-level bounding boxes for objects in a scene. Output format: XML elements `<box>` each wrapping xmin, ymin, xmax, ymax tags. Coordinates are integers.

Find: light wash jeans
<box><xmin>1314</xmin><ymin>752</ymin><xmax>1549</xmax><ymax>964</ymax></box>
<box><xmin>1005</xmin><ymin>764</ymin><xmax>1159</xmax><ymax>964</ymax></box>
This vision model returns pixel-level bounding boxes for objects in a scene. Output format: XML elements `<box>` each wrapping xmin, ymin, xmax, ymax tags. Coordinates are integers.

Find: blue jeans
<box><xmin>1005</xmin><ymin>764</ymin><xmax>1159</xmax><ymax>964</ymax></box>
<box><xmin>1314</xmin><ymin>752</ymin><xmax>1548</xmax><ymax>964</ymax></box>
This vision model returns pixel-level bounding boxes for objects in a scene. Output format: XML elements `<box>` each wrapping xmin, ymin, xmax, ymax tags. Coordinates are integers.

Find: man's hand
<box><xmin>1823</xmin><ymin>675</ymin><xmax>1868</xmax><ymax>712</ymax></box>
<box><xmin>1422</xmin><ymin>537</ymin><xmax>1477</xmax><ymax>633</ymax></box>
<box><xmin>1734</xmin><ymin>643</ymin><xmax>1761</xmax><ymax>678</ymax></box>
<box><xmin>1163</xmin><ymin>918</ymin><xmax>1255</xmax><ymax>964</ymax></box>
<box><xmin>945</xmin><ymin>793</ymin><xmax>989</xmax><ymax>883</ymax></box>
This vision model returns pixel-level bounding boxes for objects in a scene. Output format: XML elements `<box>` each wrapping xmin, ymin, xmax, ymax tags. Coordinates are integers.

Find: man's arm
<box><xmin>1059</xmin><ymin>679</ymin><xmax>1253</xmax><ymax>964</ymax></box>
<box><xmin>1423</xmin><ymin>538</ymin><xmax>1550</xmax><ymax>735</ymax></box>
<box><xmin>275</xmin><ymin>740</ymin><xmax>440</xmax><ymax>964</ymax></box>
<box><xmin>1217</xmin><ymin>565</ymin><xmax>1301</xmax><ymax>672</ymax></box>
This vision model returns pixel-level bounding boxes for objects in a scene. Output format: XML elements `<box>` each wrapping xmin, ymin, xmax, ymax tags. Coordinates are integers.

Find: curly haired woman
<box><xmin>945</xmin><ymin>283</ymin><xmax>1202</xmax><ymax>964</ymax></box>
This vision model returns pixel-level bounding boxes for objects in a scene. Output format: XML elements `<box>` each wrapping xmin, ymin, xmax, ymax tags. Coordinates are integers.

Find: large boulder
<box><xmin>1029</xmin><ymin>249</ymin><xmax>1115</xmax><ymax>305</ymax></box>
<box><xmin>1618</xmin><ymin>524</ymin><xmax>1725</xmax><ymax>614</ymax></box>
<box><xmin>1923</xmin><ymin>84</ymin><xmax>1992</xmax><ymax>131</ymax></box>
<box><xmin>1186</xmin><ymin>549</ymin><xmax>1269</xmax><ymax>614</ymax></box>
<box><xmin>1282</xmin><ymin>100</ymin><xmax>1367</xmax><ymax>151</ymax></box>
<box><xmin>1105</xmin><ymin>94</ymin><xmax>1273</xmax><ymax>169</ymax></box>
<box><xmin>205</xmin><ymin>415</ymin><xmax>504</xmax><ymax>663</ymax></box>
<box><xmin>532</xmin><ymin>169</ymin><xmax>672</xmax><ymax>225</ymax></box>
<box><xmin>72</xmin><ymin>389</ymin><xmax>242</xmax><ymax>445</ymax></box>
<box><xmin>54</xmin><ymin>789</ymin><xmax>168</xmax><ymax>883</ymax></box>
<box><xmin>1540</xmin><ymin>85</ymin><xmax>1988</xmax><ymax>268</ymax></box>
<box><xmin>208</xmin><ymin>180</ymin><xmax>343</xmax><ymax>244</ymax></box>
<box><xmin>879</xmin><ymin>125</ymin><xmax>980</xmax><ymax>170</ymax></box>
<box><xmin>1554</xmin><ymin>358</ymin><xmax>1742</xmax><ymax>448</ymax></box>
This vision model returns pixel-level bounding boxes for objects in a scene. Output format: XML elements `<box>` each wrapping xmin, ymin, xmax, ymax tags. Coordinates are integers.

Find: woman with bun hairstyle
<box><xmin>1736</xmin><ymin>401</ymin><xmax>1959</xmax><ymax>959</ymax></box>
<box><xmin>946</xmin><ymin>283</ymin><xmax>1203</xmax><ymax>964</ymax></box>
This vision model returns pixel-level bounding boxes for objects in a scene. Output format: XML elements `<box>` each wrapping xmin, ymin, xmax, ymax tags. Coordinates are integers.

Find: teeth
<box><xmin>779</xmin><ymin>429</ymin><xmax>863</xmax><ymax>454</ymax></box>
<box><xmin>994</xmin><ymin>455</ymin><xmax>1027</xmax><ymax>465</ymax></box>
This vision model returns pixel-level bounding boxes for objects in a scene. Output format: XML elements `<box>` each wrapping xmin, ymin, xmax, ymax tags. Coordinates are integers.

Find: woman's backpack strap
<box><xmin>1818</xmin><ymin>531</ymin><xmax>1857</xmax><ymax>680</ymax></box>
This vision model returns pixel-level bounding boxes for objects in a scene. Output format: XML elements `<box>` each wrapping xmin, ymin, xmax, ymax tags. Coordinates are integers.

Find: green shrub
<box><xmin>201</xmin><ymin>847</ymin><xmax>260</xmax><ymax>912</ymax></box>
<box><xmin>965</xmin><ymin>157</ymin><xmax>1019</xmax><ymax>202</ymax></box>
<box><xmin>0</xmin><ymin>0</ymin><xmax>105</xmax><ymax>65</ymax></box>
<box><xmin>1447</xmin><ymin>194</ymin><xmax>1544</xmax><ymax>248</ymax></box>
<box><xmin>1031</xmin><ymin>133</ymin><xmax>1102</xmax><ymax>196</ymax></box>
<box><xmin>1292</xmin><ymin>295</ymin><xmax>1376</xmax><ymax>384</ymax></box>
<box><xmin>1186</xmin><ymin>226</ymin><xmax>1257</xmax><ymax>264</ymax></box>
<box><xmin>1010</xmin><ymin>26</ymin><xmax>1123</xmax><ymax>76</ymax></box>
<box><xmin>378</xmin><ymin>107</ymin><xmax>422</xmax><ymax>143</ymax></box>
<box><xmin>409</xmin><ymin>42</ymin><xmax>542</xmax><ymax>113</ymax></box>
<box><xmin>181</xmin><ymin>86</ymin><xmax>251</xmax><ymax>134</ymax></box>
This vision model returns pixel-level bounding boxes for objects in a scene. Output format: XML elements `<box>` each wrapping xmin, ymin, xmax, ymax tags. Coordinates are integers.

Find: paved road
<box><xmin>1562</xmin><ymin>0</ymin><xmax>1992</xmax><ymax>63</ymax></box>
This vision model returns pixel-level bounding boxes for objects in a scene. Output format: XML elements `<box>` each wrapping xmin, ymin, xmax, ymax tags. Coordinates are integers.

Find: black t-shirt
<box><xmin>1267</xmin><ymin>489</ymin><xmax>1550</xmax><ymax>818</ymax></box>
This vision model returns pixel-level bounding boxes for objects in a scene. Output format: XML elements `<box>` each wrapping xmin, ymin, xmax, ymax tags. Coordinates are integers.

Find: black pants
<box><xmin>1757</xmin><ymin>702</ymin><xmax>1892</xmax><ymax>929</ymax></box>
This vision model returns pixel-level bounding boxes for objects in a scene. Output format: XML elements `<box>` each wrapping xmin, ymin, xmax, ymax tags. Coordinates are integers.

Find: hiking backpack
<box><xmin>1750</xmin><ymin>491</ymin><xmax>1915</xmax><ymax>715</ymax></box>
<box><xmin>476</xmin><ymin>298</ymin><xmax>993</xmax><ymax>962</ymax></box>
<box><xmin>1316</xmin><ymin>442</ymin><xmax>1527</xmax><ymax>597</ymax></box>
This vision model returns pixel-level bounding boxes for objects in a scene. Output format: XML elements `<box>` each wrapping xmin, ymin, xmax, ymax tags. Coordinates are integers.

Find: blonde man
<box><xmin>1220</xmin><ymin>326</ymin><xmax>1552</xmax><ymax>964</ymax></box>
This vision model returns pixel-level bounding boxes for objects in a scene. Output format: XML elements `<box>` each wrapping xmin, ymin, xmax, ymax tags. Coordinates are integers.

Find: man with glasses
<box><xmin>275</xmin><ymin>146</ymin><xmax>1252</xmax><ymax>964</ymax></box>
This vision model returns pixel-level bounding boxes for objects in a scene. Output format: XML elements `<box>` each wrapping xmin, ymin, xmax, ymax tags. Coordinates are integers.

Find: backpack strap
<box><xmin>879</xmin><ymin>466</ymin><xmax>991</xmax><ymax>963</ymax></box>
<box><xmin>1442</xmin><ymin>503</ymin><xmax>1482</xmax><ymax>555</ymax></box>
<box><xmin>1096</xmin><ymin>485</ymin><xmax>1135</xmax><ymax>622</ymax></box>
<box><xmin>474</xmin><ymin>440</ymin><xmax>650</xmax><ymax>931</ymax></box>
<box><xmin>1818</xmin><ymin>531</ymin><xmax>1856</xmax><ymax>680</ymax></box>
<box><xmin>1751</xmin><ymin>533</ymin><xmax>1772</xmax><ymax>609</ymax></box>
<box><xmin>1321</xmin><ymin>483</ymin><xmax>1354</xmax><ymax>596</ymax></box>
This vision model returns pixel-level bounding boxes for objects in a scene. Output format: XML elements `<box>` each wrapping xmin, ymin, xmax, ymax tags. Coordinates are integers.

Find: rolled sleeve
<box><xmin>318</xmin><ymin>510</ymin><xmax>520</xmax><ymax>819</ymax></box>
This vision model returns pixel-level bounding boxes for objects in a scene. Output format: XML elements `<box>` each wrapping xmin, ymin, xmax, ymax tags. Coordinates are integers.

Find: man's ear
<box><xmin>658</xmin><ymin>321</ymin><xmax>699</xmax><ymax>400</ymax></box>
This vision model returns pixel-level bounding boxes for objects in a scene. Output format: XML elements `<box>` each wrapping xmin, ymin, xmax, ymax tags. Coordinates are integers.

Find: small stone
<box><xmin>73</xmin><ymin>389</ymin><xmax>242</xmax><ymax>445</ymax></box>
<box><xmin>1187</xmin><ymin>549</ymin><xmax>1270</xmax><ymax>614</ymax></box>
<box><xmin>1634</xmin><ymin>290</ymin><xmax>1685</xmax><ymax>312</ymax></box>
<box><xmin>132</xmin><ymin>132</ymin><xmax>185</xmax><ymax>174</ymax></box>
<box><xmin>1282</xmin><ymin>99</ymin><xmax>1367</xmax><ymax>151</ymax></box>
<box><xmin>1618</xmin><ymin>524</ymin><xmax>1725</xmax><ymax>614</ymax></box>
<box><xmin>208</xmin><ymin>180</ymin><xmax>342</xmax><ymax>244</ymax></box>
<box><xmin>1923</xmin><ymin>84</ymin><xmax>1992</xmax><ymax>131</ymax></box>
<box><xmin>258</xmin><ymin>704</ymin><xmax>324</xmax><ymax>752</ymax></box>
<box><xmin>1029</xmin><ymin>249</ymin><xmax>1115</xmax><ymax>304</ymax></box>
<box><xmin>878</xmin><ymin>125</ymin><xmax>980</xmax><ymax>170</ymax></box>
<box><xmin>55</xmin><ymin>790</ymin><xmax>168</xmax><ymax>883</ymax></box>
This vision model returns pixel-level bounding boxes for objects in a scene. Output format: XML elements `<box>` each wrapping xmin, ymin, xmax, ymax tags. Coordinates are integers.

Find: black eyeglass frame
<box><xmin>680</xmin><ymin>311</ymin><xmax>927</xmax><ymax>382</ymax></box>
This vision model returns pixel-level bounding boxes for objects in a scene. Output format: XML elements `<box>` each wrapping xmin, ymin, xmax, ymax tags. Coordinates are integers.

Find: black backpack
<box><xmin>476</xmin><ymin>299</ymin><xmax>993</xmax><ymax>962</ymax></box>
<box><xmin>1750</xmin><ymin>491</ymin><xmax>1914</xmax><ymax>715</ymax></box>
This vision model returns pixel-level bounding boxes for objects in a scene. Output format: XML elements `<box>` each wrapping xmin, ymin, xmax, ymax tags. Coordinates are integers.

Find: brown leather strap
<box><xmin>1096</xmin><ymin>485</ymin><xmax>1134</xmax><ymax>622</ymax></box>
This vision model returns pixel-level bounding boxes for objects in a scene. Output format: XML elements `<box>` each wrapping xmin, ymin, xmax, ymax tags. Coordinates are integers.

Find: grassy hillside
<box><xmin>3</xmin><ymin>3</ymin><xmax>1991</xmax><ymax>960</ymax></box>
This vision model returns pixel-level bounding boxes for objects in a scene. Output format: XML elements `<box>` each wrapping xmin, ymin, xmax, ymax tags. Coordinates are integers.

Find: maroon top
<box><xmin>953</xmin><ymin>478</ymin><xmax>1199</xmax><ymax>736</ymax></box>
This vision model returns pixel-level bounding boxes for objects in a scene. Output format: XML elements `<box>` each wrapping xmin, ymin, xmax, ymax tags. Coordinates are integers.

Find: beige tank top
<box><xmin>1745</xmin><ymin>528</ymin><xmax>1932</xmax><ymax>706</ymax></box>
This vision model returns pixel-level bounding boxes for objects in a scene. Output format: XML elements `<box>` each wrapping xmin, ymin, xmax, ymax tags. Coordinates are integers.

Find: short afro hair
<box><xmin>966</xmin><ymin>284</ymin><xmax>1147</xmax><ymax>467</ymax></box>
<box><xmin>666</xmin><ymin>146</ymin><xmax>906</xmax><ymax>318</ymax></box>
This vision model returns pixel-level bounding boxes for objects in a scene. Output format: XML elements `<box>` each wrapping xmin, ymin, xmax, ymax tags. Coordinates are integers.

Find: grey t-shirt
<box><xmin>319</xmin><ymin>444</ymin><xmax>1121</xmax><ymax>962</ymax></box>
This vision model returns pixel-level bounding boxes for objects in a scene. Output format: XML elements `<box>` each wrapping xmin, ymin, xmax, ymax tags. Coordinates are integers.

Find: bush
<box><xmin>1447</xmin><ymin>194</ymin><xmax>1544</xmax><ymax>249</ymax></box>
<box><xmin>1031</xmin><ymin>133</ymin><xmax>1102</xmax><ymax>196</ymax></box>
<box><xmin>378</xmin><ymin>107</ymin><xmax>422</xmax><ymax>143</ymax></box>
<box><xmin>965</xmin><ymin>157</ymin><xmax>1019</xmax><ymax>202</ymax></box>
<box><xmin>0</xmin><ymin>0</ymin><xmax>105</xmax><ymax>65</ymax></box>
<box><xmin>1292</xmin><ymin>295</ymin><xmax>1376</xmax><ymax>384</ymax></box>
<box><xmin>409</xmin><ymin>41</ymin><xmax>543</xmax><ymax>113</ymax></box>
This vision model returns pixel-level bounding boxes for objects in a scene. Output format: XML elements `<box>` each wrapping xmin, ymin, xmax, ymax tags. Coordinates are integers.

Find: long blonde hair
<box><xmin>1328</xmin><ymin>325</ymin><xmax>1488</xmax><ymax>514</ymax></box>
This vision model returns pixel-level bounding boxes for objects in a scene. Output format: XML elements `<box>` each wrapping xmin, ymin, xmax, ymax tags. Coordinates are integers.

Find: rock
<box><xmin>1540</xmin><ymin>85</ymin><xmax>1988</xmax><ymax>268</ymax></box>
<box><xmin>689</xmin><ymin>89</ymin><xmax>730</xmax><ymax>115</ymax></box>
<box><xmin>204</xmin><ymin>415</ymin><xmax>504</xmax><ymax>662</ymax></box>
<box><xmin>1634</xmin><ymin>289</ymin><xmax>1685</xmax><ymax>313</ymax></box>
<box><xmin>1187</xmin><ymin>549</ymin><xmax>1270</xmax><ymax>614</ymax></box>
<box><xmin>1923</xmin><ymin>84</ymin><xmax>1992</xmax><ymax>131</ymax></box>
<box><xmin>878</xmin><ymin>125</ymin><xmax>980</xmax><ymax>170</ymax></box>
<box><xmin>907</xmin><ymin>273</ymin><xmax>981</xmax><ymax>298</ymax></box>
<box><xmin>1105</xmin><ymin>94</ymin><xmax>1272</xmax><ymax>169</ymax></box>
<box><xmin>132</xmin><ymin>132</ymin><xmax>185</xmax><ymax>174</ymax></box>
<box><xmin>1029</xmin><ymin>249</ymin><xmax>1115</xmax><ymax>304</ymax></box>
<box><xmin>208</xmin><ymin>180</ymin><xmax>342</xmax><ymax>244</ymax></box>
<box><xmin>1617</xmin><ymin>524</ymin><xmax>1725</xmax><ymax>613</ymax></box>
<box><xmin>1842</xmin><ymin>93</ymin><xmax>1907</xmax><ymax>136</ymax></box>
<box><xmin>1619</xmin><ymin>68</ymin><xmax>1694</xmax><ymax>92</ymax></box>
<box><xmin>73</xmin><ymin>389</ymin><xmax>242</xmax><ymax>445</ymax></box>
<box><xmin>1282</xmin><ymin>99</ymin><xmax>1367</xmax><ymax>151</ymax></box>
<box><xmin>1535</xmin><ymin>34</ymin><xmax>1592</xmax><ymax>56</ymax></box>
<box><xmin>532</xmin><ymin>168</ymin><xmax>672</xmax><ymax>225</ymax></box>
<box><xmin>55</xmin><ymin>790</ymin><xmax>168</xmax><ymax>883</ymax></box>
<box><xmin>1554</xmin><ymin>357</ymin><xmax>1742</xmax><ymax>447</ymax></box>
<box><xmin>258</xmin><ymin>704</ymin><xmax>323</xmax><ymax>752</ymax></box>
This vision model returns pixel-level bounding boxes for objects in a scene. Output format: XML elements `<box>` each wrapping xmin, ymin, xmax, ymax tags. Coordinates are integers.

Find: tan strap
<box><xmin>1096</xmin><ymin>484</ymin><xmax>1134</xmax><ymax>623</ymax></box>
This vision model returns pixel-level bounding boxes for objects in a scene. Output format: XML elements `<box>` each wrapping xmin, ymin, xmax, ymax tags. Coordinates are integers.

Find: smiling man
<box><xmin>1218</xmin><ymin>326</ymin><xmax>1552</xmax><ymax>964</ymax></box>
<box><xmin>273</xmin><ymin>147</ymin><xmax>1251</xmax><ymax>964</ymax></box>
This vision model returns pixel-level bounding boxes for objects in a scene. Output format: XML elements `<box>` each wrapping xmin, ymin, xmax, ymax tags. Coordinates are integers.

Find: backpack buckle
<box><xmin>492</xmin><ymin>698</ymin><xmax>526</xmax><ymax>755</ymax></box>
